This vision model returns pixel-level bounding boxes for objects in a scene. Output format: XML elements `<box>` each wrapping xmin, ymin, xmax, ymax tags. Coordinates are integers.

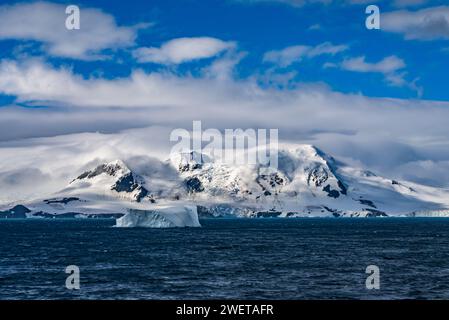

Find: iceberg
<box><xmin>115</xmin><ymin>205</ymin><xmax>201</xmax><ymax>228</ymax></box>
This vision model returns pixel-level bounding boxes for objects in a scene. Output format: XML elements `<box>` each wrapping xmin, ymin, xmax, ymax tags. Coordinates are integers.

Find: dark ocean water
<box><xmin>1</xmin><ymin>218</ymin><xmax>449</xmax><ymax>300</ymax></box>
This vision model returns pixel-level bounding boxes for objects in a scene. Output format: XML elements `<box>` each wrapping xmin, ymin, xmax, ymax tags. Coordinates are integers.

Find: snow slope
<box><xmin>1</xmin><ymin>143</ymin><xmax>449</xmax><ymax>220</ymax></box>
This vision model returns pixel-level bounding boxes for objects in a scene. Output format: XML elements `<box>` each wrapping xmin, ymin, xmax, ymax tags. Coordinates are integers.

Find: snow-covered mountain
<box><xmin>1</xmin><ymin>144</ymin><xmax>449</xmax><ymax>219</ymax></box>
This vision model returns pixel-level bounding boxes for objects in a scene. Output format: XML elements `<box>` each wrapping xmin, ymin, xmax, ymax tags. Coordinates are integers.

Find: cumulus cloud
<box><xmin>0</xmin><ymin>58</ymin><xmax>449</xmax><ymax>187</ymax></box>
<box><xmin>383</xmin><ymin>6</ymin><xmax>449</xmax><ymax>41</ymax></box>
<box><xmin>0</xmin><ymin>59</ymin><xmax>248</xmax><ymax>108</ymax></box>
<box><xmin>263</xmin><ymin>42</ymin><xmax>348</xmax><ymax>67</ymax></box>
<box><xmin>133</xmin><ymin>37</ymin><xmax>236</xmax><ymax>64</ymax></box>
<box><xmin>0</xmin><ymin>1</ymin><xmax>148</xmax><ymax>60</ymax></box>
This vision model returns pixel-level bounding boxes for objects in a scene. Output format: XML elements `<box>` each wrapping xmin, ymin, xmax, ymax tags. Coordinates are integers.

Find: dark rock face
<box><xmin>358</xmin><ymin>199</ymin><xmax>377</xmax><ymax>208</ymax></box>
<box><xmin>308</xmin><ymin>167</ymin><xmax>329</xmax><ymax>187</ymax></box>
<box><xmin>87</xmin><ymin>213</ymin><xmax>125</xmax><ymax>219</ymax></box>
<box><xmin>177</xmin><ymin>151</ymin><xmax>204</xmax><ymax>173</ymax></box>
<box><xmin>364</xmin><ymin>208</ymin><xmax>387</xmax><ymax>217</ymax></box>
<box><xmin>323</xmin><ymin>184</ymin><xmax>340</xmax><ymax>198</ymax></box>
<box><xmin>0</xmin><ymin>205</ymin><xmax>31</xmax><ymax>218</ymax></box>
<box><xmin>31</xmin><ymin>211</ymin><xmax>124</xmax><ymax>219</ymax></box>
<box><xmin>196</xmin><ymin>206</ymin><xmax>215</xmax><ymax>218</ymax></box>
<box><xmin>43</xmin><ymin>197</ymin><xmax>80</xmax><ymax>205</ymax></box>
<box><xmin>133</xmin><ymin>187</ymin><xmax>150</xmax><ymax>202</ymax></box>
<box><xmin>197</xmin><ymin>205</ymin><xmax>236</xmax><ymax>218</ymax></box>
<box><xmin>392</xmin><ymin>180</ymin><xmax>416</xmax><ymax>192</ymax></box>
<box><xmin>318</xmin><ymin>174</ymin><xmax>348</xmax><ymax>198</ymax></box>
<box><xmin>112</xmin><ymin>173</ymin><xmax>137</xmax><ymax>193</ymax></box>
<box><xmin>255</xmin><ymin>173</ymin><xmax>285</xmax><ymax>198</ymax></box>
<box><xmin>32</xmin><ymin>211</ymin><xmax>55</xmax><ymax>218</ymax></box>
<box><xmin>76</xmin><ymin>163</ymin><xmax>123</xmax><ymax>180</ymax></box>
<box><xmin>259</xmin><ymin>173</ymin><xmax>285</xmax><ymax>188</ymax></box>
<box><xmin>323</xmin><ymin>206</ymin><xmax>340</xmax><ymax>217</ymax></box>
<box><xmin>48</xmin><ymin>212</ymin><xmax>80</xmax><ymax>219</ymax></box>
<box><xmin>256</xmin><ymin>211</ymin><xmax>282</xmax><ymax>218</ymax></box>
<box><xmin>75</xmin><ymin>162</ymin><xmax>151</xmax><ymax>203</ymax></box>
<box><xmin>337</xmin><ymin>180</ymin><xmax>348</xmax><ymax>195</ymax></box>
<box><xmin>185</xmin><ymin>177</ymin><xmax>204</xmax><ymax>193</ymax></box>
<box><xmin>179</xmin><ymin>163</ymin><xmax>202</xmax><ymax>173</ymax></box>
<box><xmin>111</xmin><ymin>173</ymin><xmax>149</xmax><ymax>202</ymax></box>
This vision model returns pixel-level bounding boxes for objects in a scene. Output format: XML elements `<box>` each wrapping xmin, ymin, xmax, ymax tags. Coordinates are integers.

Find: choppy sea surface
<box><xmin>1</xmin><ymin>218</ymin><xmax>449</xmax><ymax>300</ymax></box>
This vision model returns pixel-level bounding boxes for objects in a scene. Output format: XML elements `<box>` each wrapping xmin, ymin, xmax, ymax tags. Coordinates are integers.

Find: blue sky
<box><xmin>1</xmin><ymin>1</ymin><xmax>449</xmax><ymax>187</ymax></box>
<box><xmin>0</xmin><ymin>0</ymin><xmax>448</xmax><ymax>101</ymax></box>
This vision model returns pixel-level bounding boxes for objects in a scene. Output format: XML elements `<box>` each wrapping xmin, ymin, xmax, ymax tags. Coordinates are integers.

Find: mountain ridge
<box><xmin>2</xmin><ymin>144</ymin><xmax>449</xmax><ymax>218</ymax></box>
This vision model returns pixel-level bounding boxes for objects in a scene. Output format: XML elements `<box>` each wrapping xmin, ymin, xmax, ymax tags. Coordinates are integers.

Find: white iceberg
<box><xmin>115</xmin><ymin>205</ymin><xmax>201</xmax><ymax>228</ymax></box>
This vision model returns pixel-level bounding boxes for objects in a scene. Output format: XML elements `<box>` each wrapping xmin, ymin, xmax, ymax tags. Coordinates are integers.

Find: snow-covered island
<box><xmin>2</xmin><ymin>144</ymin><xmax>449</xmax><ymax>227</ymax></box>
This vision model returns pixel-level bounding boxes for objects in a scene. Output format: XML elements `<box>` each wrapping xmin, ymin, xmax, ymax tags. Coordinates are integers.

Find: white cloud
<box><xmin>383</xmin><ymin>6</ymin><xmax>449</xmax><ymax>40</ymax></box>
<box><xmin>341</xmin><ymin>55</ymin><xmax>406</xmax><ymax>74</ymax></box>
<box><xmin>133</xmin><ymin>37</ymin><xmax>236</xmax><ymax>64</ymax></box>
<box><xmin>263</xmin><ymin>42</ymin><xmax>348</xmax><ymax>67</ymax></box>
<box><xmin>396</xmin><ymin>159</ymin><xmax>449</xmax><ymax>187</ymax></box>
<box><xmin>0</xmin><ymin>58</ymin><xmax>449</xmax><ymax>187</ymax></box>
<box><xmin>0</xmin><ymin>59</ymin><xmax>244</xmax><ymax>108</ymax></box>
<box><xmin>308</xmin><ymin>42</ymin><xmax>348</xmax><ymax>56</ymax></box>
<box><xmin>264</xmin><ymin>45</ymin><xmax>309</xmax><ymax>67</ymax></box>
<box><xmin>202</xmin><ymin>51</ymin><xmax>248</xmax><ymax>80</ymax></box>
<box><xmin>0</xmin><ymin>1</ymin><xmax>148</xmax><ymax>60</ymax></box>
<box><xmin>339</xmin><ymin>55</ymin><xmax>422</xmax><ymax>96</ymax></box>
